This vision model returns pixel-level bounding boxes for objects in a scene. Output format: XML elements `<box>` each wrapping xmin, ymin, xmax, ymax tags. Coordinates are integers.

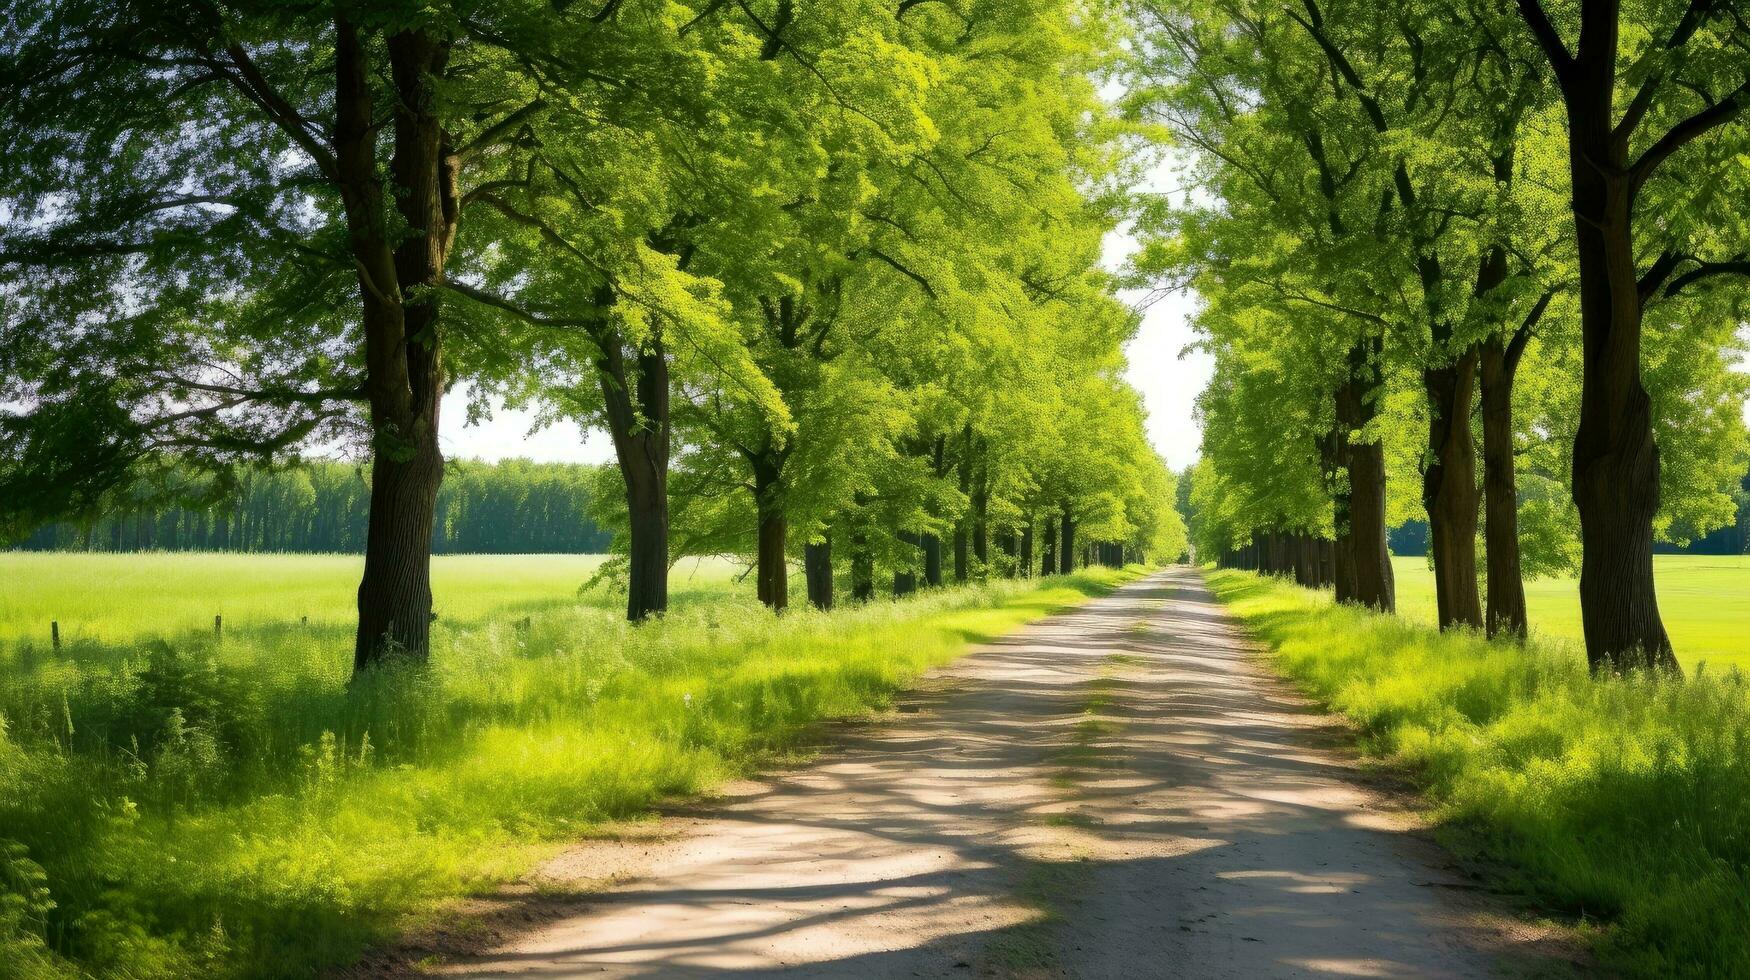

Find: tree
<box><xmin>1514</xmin><ymin>0</ymin><xmax>1750</xmax><ymax>671</ymax></box>
<box><xmin>0</xmin><ymin>0</ymin><xmax>571</xmax><ymax>669</ymax></box>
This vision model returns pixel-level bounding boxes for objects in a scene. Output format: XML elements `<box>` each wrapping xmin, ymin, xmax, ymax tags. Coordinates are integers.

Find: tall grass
<box><xmin>0</xmin><ymin>557</ymin><xmax>1137</xmax><ymax>979</ymax></box>
<box><xmin>1206</xmin><ymin>569</ymin><xmax>1750</xmax><ymax>978</ymax></box>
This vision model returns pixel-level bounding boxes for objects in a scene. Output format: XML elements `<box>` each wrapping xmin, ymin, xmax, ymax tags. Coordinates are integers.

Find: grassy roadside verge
<box><xmin>0</xmin><ymin>565</ymin><xmax>1145</xmax><ymax>979</ymax></box>
<box><xmin>1203</xmin><ymin>568</ymin><xmax>1750</xmax><ymax>978</ymax></box>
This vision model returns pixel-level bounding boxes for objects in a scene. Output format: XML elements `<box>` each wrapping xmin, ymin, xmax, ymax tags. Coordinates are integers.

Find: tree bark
<box><xmin>1513</xmin><ymin>0</ymin><xmax>1682</xmax><ymax>672</ymax></box>
<box><xmin>593</xmin><ymin>292</ymin><xmax>671</xmax><ymax>622</ymax></box>
<box><xmin>895</xmin><ymin>529</ymin><xmax>921</xmax><ymax>595</ymax></box>
<box><xmin>971</xmin><ymin>451</ymin><xmax>989</xmax><ymax>574</ymax></box>
<box><xmin>804</xmin><ymin>532</ymin><xmax>832</xmax><ymax>611</ymax></box>
<box><xmin>752</xmin><ymin>456</ymin><xmax>786</xmax><ymax>611</ymax></box>
<box><xmin>1041</xmin><ymin>518</ymin><xmax>1057</xmax><ymax>577</ymax></box>
<box><xmin>850</xmin><ymin>529</ymin><xmax>874</xmax><ymax>602</ymax></box>
<box><xmin>339</xmin><ymin>24</ymin><xmax>456</xmax><ymax>671</ymax></box>
<box><xmin>1422</xmin><ymin>346</ymin><xmax>1484</xmax><ymax>630</ymax></box>
<box><xmin>1058</xmin><ymin>509</ymin><xmax>1075</xmax><ymax>575</ymax></box>
<box><xmin>1020</xmin><ymin>522</ymin><xmax>1034</xmax><ymax>578</ymax></box>
<box><xmin>1480</xmin><ymin>331</ymin><xmax>1529</xmax><ymax>640</ymax></box>
<box><xmin>1335</xmin><ymin>339</ymin><xmax>1395</xmax><ymax>612</ymax></box>
<box><xmin>922</xmin><ymin>533</ymin><xmax>944</xmax><ymax>587</ymax></box>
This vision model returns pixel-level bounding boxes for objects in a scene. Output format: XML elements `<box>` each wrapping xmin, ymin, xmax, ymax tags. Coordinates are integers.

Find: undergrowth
<box><xmin>0</xmin><ymin>564</ymin><xmax>1140</xmax><ymax>978</ymax></box>
<box><xmin>1205</xmin><ymin>568</ymin><xmax>1750</xmax><ymax>978</ymax></box>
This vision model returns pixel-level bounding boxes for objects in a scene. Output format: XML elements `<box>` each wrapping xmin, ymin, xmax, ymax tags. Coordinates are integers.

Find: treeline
<box><xmin>1134</xmin><ymin>0</ymin><xmax>1750</xmax><ymax>673</ymax></box>
<box><xmin>13</xmin><ymin>459</ymin><xmax>611</xmax><ymax>555</ymax></box>
<box><xmin>0</xmin><ymin>0</ymin><xmax>1185</xmax><ymax>673</ymax></box>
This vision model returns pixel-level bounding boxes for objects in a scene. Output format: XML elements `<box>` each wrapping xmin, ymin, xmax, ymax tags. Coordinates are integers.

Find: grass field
<box><xmin>1209</xmin><ymin>568</ymin><xmax>1750</xmax><ymax>977</ymax></box>
<box><xmin>0</xmin><ymin>553</ymin><xmax>748</xmax><ymax>647</ymax></box>
<box><xmin>1391</xmin><ymin>555</ymin><xmax>1750</xmax><ymax>673</ymax></box>
<box><xmin>0</xmin><ymin>551</ymin><xmax>1141</xmax><ymax>979</ymax></box>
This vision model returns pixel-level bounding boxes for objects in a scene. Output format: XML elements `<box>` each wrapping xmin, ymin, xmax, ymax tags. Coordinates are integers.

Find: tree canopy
<box><xmin>1</xmin><ymin>0</ymin><xmax>1183</xmax><ymax>666</ymax></box>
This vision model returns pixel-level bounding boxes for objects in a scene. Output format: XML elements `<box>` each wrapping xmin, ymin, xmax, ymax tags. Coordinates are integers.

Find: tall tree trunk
<box><xmin>971</xmin><ymin>453</ymin><xmax>989</xmax><ymax>575</ymax></box>
<box><xmin>752</xmin><ymin>457</ymin><xmax>786</xmax><ymax>611</ymax></box>
<box><xmin>1058</xmin><ymin>509</ymin><xmax>1075</xmax><ymax>575</ymax></box>
<box><xmin>1516</xmin><ymin>0</ymin><xmax>1678</xmax><ymax>673</ymax></box>
<box><xmin>594</xmin><ymin>302</ymin><xmax>671</xmax><ymax>622</ymax></box>
<box><xmin>1567</xmin><ymin>57</ymin><xmax>1674</xmax><ymax>672</ymax></box>
<box><xmin>1422</xmin><ymin>346</ymin><xmax>1484</xmax><ymax>630</ymax></box>
<box><xmin>895</xmin><ymin>529</ymin><xmax>921</xmax><ymax>595</ymax></box>
<box><xmin>340</xmin><ymin>24</ymin><xmax>457</xmax><ymax>671</ymax></box>
<box><xmin>850</xmin><ymin>528</ymin><xmax>874</xmax><ymax>602</ymax></box>
<box><xmin>1041</xmin><ymin>517</ymin><xmax>1057</xmax><ymax>576</ymax></box>
<box><xmin>804</xmin><ymin>532</ymin><xmax>832</xmax><ymax>611</ymax></box>
<box><xmin>1020</xmin><ymin>522</ymin><xmax>1034</xmax><ymax>578</ymax></box>
<box><xmin>1336</xmin><ymin>339</ymin><xmax>1395</xmax><ymax>612</ymax></box>
<box><xmin>923</xmin><ymin>533</ymin><xmax>943</xmax><ymax>587</ymax></box>
<box><xmin>953</xmin><ymin>424</ymin><xmax>972</xmax><ymax>582</ymax></box>
<box><xmin>1480</xmin><ymin>330</ymin><xmax>1530</xmax><ymax>640</ymax></box>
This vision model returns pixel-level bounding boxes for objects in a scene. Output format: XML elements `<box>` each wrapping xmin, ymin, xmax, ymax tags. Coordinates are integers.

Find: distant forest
<box><xmin>14</xmin><ymin>459</ymin><xmax>612</xmax><ymax>555</ymax></box>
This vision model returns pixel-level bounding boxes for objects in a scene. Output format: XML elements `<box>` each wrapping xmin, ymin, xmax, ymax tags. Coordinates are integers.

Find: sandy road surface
<box><xmin>415</xmin><ymin>568</ymin><xmax>1565</xmax><ymax>979</ymax></box>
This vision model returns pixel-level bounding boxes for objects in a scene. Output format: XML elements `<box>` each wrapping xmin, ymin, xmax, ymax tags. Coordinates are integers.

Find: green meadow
<box><xmin>0</xmin><ymin>552</ymin><xmax>740</xmax><ymax>647</ymax></box>
<box><xmin>1391</xmin><ymin>555</ymin><xmax>1750</xmax><ymax>673</ymax></box>
<box><xmin>1210</xmin><ymin>567</ymin><xmax>1750</xmax><ymax>977</ymax></box>
<box><xmin>0</xmin><ymin>551</ymin><xmax>1142</xmax><ymax>978</ymax></box>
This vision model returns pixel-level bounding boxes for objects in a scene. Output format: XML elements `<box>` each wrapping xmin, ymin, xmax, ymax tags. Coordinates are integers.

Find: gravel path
<box><xmin>423</xmin><ymin>568</ymin><xmax>1565</xmax><ymax>979</ymax></box>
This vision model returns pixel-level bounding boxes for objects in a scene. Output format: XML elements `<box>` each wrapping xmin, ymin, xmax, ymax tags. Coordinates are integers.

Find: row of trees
<box><xmin>1134</xmin><ymin>0</ymin><xmax>1749</xmax><ymax>673</ymax></box>
<box><xmin>14</xmin><ymin>459</ymin><xmax>612</xmax><ymax>555</ymax></box>
<box><xmin>1</xmin><ymin>0</ymin><xmax>1185</xmax><ymax>673</ymax></box>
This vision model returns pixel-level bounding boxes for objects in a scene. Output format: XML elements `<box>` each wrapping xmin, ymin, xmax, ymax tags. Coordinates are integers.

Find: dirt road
<box><xmin>426</xmin><ymin>568</ymin><xmax>1562</xmax><ymax>978</ymax></box>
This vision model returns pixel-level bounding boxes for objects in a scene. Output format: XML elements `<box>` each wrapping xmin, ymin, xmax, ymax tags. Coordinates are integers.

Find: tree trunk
<box><xmin>1563</xmin><ymin>59</ymin><xmax>1675</xmax><ymax>672</ymax></box>
<box><xmin>1510</xmin><ymin>0</ymin><xmax>1678</xmax><ymax>672</ymax></box>
<box><xmin>804</xmin><ymin>532</ymin><xmax>832</xmax><ymax>611</ymax></box>
<box><xmin>971</xmin><ymin>458</ymin><xmax>989</xmax><ymax>575</ymax></box>
<box><xmin>922</xmin><ymin>533</ymin><xmax>943</xmax><ymax>587</ymax></box>
<box><xmin>1041</xmin><ymin>518</ymin><xmax>1057</xmax><ymax>577</ymax></box>
<box><xmin>1336</xmin><ymin>339</ymin><xmax>1395</xmax><ymax>612</ymax></box>
<box><xmin>753</xmin><ymin>459</ymin><xmax>787</xmax><ymax>611</ymax></box>
<box><xmin>850</xmin><ymin>526</ymin><xmax>874</xmax><ymax>602</ymax></box>
<box><xmin>1058</xmin><ymin>510</ymin><xmax>1075</xmax><ymax>575</ymax></box>
<box><xmin>1020</xmin><ymin>522</ymin><xmax>1034</xmax><ymax>578</ymax></box>
<box><xmin>1480</xmin><ymin>332</ymin><xmax>1529</xmax><ymax>640</ymax></box>
<box><xmin>341</xmin><ymin>24</ymin><xmax>457</xmax><ymax>671</ymax></box>
<box><xmin>895</xmin><ymin>529</ymin><xmax>921</xmax><ymax>595</ymax></box>
<box><xmin>354</xmin><ymin>440</ymin><xmax>442</xmax><ymax>669</ymax></box>
<box><xmin>594</xmin><ymin>303</ymin><xmax>671</xmax><ymax>622</ymax></box>
<box><xmin>1422</xmin><ymin>347</ymin><xmax>1484</xmax><ymax>630</ymax></box>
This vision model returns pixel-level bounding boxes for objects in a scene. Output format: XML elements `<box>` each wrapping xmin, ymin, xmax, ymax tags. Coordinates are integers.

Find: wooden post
<box><xmin>51</xmin><ymin>621</ymin><xmax>60</xmax><ymax>650</ymax></box>
<box><xmin>214</xmin><ymin>614</ymin><xmax>223</xmax><ymax>640</ymax></box>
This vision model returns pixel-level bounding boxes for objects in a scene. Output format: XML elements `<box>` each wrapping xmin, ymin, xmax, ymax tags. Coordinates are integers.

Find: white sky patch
<box><xmin>442</xmin><ymin>401</ymin><xmax>617</xmax><ymax>465</ymax></box>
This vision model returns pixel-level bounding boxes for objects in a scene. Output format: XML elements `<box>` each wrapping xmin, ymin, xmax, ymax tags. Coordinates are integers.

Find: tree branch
<box><xmin>1514</xmin><ymin>0</ymin><xmax>1575</xmax><ymax>81</ymax></box>
<box><xmin>1631</xmin><ymin>80</ymin><xmax>1750</xmax><ymax>191</ymax></box>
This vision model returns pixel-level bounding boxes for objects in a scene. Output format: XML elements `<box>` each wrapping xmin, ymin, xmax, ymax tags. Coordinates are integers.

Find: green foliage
<box><xmin>1210</xmin><ymin>568</ymin><xmax>1750</xmax><ymax>977</ymax></box>
<box><xmin>1131</xmin><ymin>0</ymin><xmax>1750</xmax><ymax>590</ymax></box>
<box><xmin>0</xmin><ymin>553</ymin><xmax>1142</xmax><ymax>977</ymax></box>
